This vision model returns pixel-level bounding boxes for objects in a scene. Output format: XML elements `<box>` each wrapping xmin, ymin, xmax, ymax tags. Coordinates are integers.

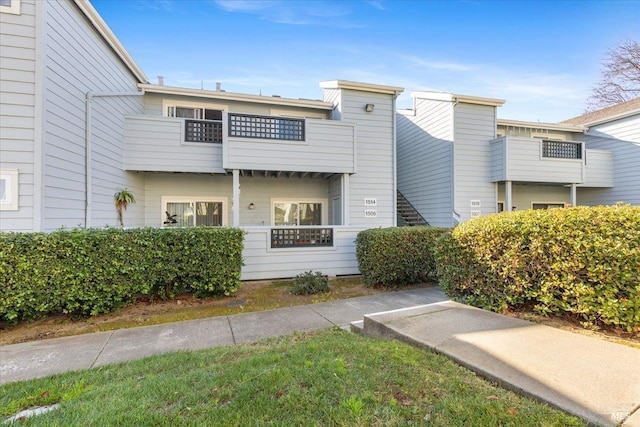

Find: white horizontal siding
<box><xmin>124</xmin><ymin>115</ymin><xmax>225</xmax><ymax>173</ymax></box>
<box><xmin>397</xmin><ymin>98</ymin><xmax>454</xmax><ymax>227</ymax></box>
<box><xmin>453</xmin><ymin>103</ymin><xmax>498</xmax><ymax>222</ymax></box>
<box><xmin>241</xmin><ymin>226</ymin><xmax>364</xmax><ymax>280</ymax></box>
<box><xmin>337</xmin><ymin>90</ymin><xmax>395</xmax><ymax>227</ymax></box>
<box><xmin>581</xmin><ymin>149</ymin><xmax>613</xmax><ymax>187</ymax></box>
<box><xmin>500</xmin><ymin>136</ymin><xmax>584</xmax><ymax>183</ymax></box>
<box><xmin>224</xmin><ymin>118</ymin><xmax>356</xmax><ymax>174</ymax></box>
<box><xmin>0</xmin><ymin>0</ymin><xmax>36</xmax><ymax>231</ymax></box>
<box><xmin>586</xmin><ymin>115</ymin><xmax>640</xmax><ymax>142</ymax></box>
<box><xmin>41</xmin><ymin>0</ymin><xmax>145</xmax><ymax>230</ymax></box>
<box><xmin>490</xmin><ymin>138</ymin><xmax>505</xmax><ymax>181</ymax></box>
<box><xmin>497</xmin><ymin>183</ymin><xmax>570</xmax><ymax>210</ymax></box>
<box><xmin>578</xmin><ymin>135</ymin><xmax>640</xmax><ymax>206</ymax></box>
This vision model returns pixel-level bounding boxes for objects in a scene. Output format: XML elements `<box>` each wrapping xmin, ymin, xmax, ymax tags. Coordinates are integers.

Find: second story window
<box><xmin>167</xmin><ymin>106</ymin><xmax>223</xmax><ymax>143</ymax></box>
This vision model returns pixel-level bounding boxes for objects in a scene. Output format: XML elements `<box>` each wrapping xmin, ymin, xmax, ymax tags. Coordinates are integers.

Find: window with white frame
<box><xmin>532</xmin><ymin>202</ymin><xmax>565</xmax><ymax>210</ymax></box>
<box><xmin>161</xmin><ymin>197</ymin><xmax>226</xmax><ymax>227</ymax></box>
<box><xmin>272</xmin><ymin>200</ymin><xmax>325</xmax><ymax>226</ymax></box>
<box><xmin>0</xmin><ymin>0</ymin><xmax>21</xmax><ymax>15</ymax></box>
<box><xmin>0</xmin><ymin>169</ymin><xmax>18</xmax><ymax>211</ymax></box>
<box><xmin>166</xmin><ymin>105</ymin><xmax>224</xmax><ymax>143</ymax></box>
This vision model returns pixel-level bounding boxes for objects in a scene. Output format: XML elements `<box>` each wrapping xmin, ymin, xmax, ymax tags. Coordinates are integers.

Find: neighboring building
<box><xmin>561</xmin><ymin>98</ymin><xmax>640</xmax><ymax>207</ymax></box>
<box><xmin>396</xmin><ymin>91</ymin><xmax>634</xmax><ymax>227</ymax></box>
<box><xmin>0</xmin><ymin>0</ymin><xmax>404</xmax><ymax>280</ymax></box>
<box><xmin>396</xmin><ymin>91</ymin><xmax>507</xmax><ymax>227</ymax></box>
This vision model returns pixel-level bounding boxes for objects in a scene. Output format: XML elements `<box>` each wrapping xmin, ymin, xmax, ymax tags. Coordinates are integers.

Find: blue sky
<box><xmin>91</xmin><ymin>0</ymin><xmax>640</xmax><ymax>122</ymax></box>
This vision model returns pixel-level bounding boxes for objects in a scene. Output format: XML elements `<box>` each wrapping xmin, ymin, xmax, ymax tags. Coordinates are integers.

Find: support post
<box><xmin>505</xmin><ymin>180</ymin><xmax>513</xmax><ymax>212</ymax></box>
<box><xmin>570</xmin><ymin>183</ymin><xmax>577</xmax><ymax>207</ymax></box>
<box><xmin>342</xmin><ymin>173</ymin><xmax>350</xmax><ymax>226</ymax></box>
<box><xmin>232</xmin><ymin>169</ymin><xmax>240</xmax><ymax>227</ymax></box>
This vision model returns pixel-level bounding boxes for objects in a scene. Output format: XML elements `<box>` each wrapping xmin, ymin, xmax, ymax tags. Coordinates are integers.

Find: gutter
<box><xmin>85</xmin><ymin>89</ymin><xmax>145</xmax><ymax>228</ymax></box>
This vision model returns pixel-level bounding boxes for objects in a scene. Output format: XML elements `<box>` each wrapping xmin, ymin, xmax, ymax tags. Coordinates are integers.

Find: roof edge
<box><xmin>74</xmin><ymin>0</ymin><xmax>148</xmax><ymax>84</ymax></box>
<box><xmin>139</xmin><ymin>84</ymin><xmax>335</xmax><ymax>110</ymax></box>
<box><xmin>497</xmin><ymin>118</ymin><xmax>585</xmax><ymax>133</ymax></box>
<box><xmin>411</xmin><ymin>91</ymin><xmax>505</xmax><ymax>107</ymax></box>
<box><xmin>319</xmin><ymin>80</ymin><xmax>404</xmax><ymax>96</ymax></box>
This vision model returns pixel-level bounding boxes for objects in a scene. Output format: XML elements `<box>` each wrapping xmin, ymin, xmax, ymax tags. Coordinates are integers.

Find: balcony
<box><xmin>490</xmin><ymin>136</ymin><xmax>612</xmax><ymax>186</ymax></box>
<box><xmin>124</xmin><ymin>113</ymin><xmax>356</xmax><ymax>175</ymax></box>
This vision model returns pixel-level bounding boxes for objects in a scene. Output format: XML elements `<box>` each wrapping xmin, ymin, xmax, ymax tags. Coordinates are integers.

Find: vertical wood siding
<box><xmin>396</xmin><ymin>98</ymin><xmax>454</xmax><ymax>227</ymax></box>
<box><xmin>0</xmin><ymin>0</ymin><xmax>36</xmax><ymax>231</ymax></box>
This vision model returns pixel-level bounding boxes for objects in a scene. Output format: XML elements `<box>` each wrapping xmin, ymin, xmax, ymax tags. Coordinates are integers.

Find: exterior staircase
<box><xmin>397</xmin><ymin>191</ymin><xmax>429</xmax><ymax>226</ymax></box>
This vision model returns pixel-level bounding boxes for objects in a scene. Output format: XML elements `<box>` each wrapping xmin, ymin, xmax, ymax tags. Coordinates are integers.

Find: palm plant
<box><xmin>114</xmin><ymin>188</ymin><xmax>136</xmax><ymax>228</ymax></box>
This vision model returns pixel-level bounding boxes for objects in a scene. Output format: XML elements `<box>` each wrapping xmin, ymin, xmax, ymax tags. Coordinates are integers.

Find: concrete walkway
<box><xmin>354</xmin><ymin>301</ymin><xmax>640</xmax><ymax>427</ymax></box>
<box><xmin>2</xmin><ymin>287</ymin><xmax>639</xmax><ymax>426</ymax></box>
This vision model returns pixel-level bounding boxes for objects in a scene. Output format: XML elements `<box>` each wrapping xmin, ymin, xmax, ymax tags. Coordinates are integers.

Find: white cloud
<box><xmin>399</xmin><ymin>55</ymin><xmax>475</xmax><ymax>72</ymax></box>
<box><xmin>211</xmin><ymin>0</ymin><xmax>363</xmax><ymax>27</ymax></box>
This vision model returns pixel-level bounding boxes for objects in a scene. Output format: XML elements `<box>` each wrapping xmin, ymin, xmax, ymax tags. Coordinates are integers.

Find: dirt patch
<box><xmin>0</xmin><ymin>277</ymin><xmax>420</xmax><ymax>346</ymax></box>
<box><xmin>2</xmin><ymin>279</ymin><xmax>637</xmax><ymax>349</ymax></box>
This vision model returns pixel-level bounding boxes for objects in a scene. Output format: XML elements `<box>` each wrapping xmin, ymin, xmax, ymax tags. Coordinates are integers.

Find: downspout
<box><xmin>85</xmin><ymin>89</ymin><xmax>145</xmax><ymax>228</ymax></box>
<box><xmin>392</xmin><ymin>94</ymin><xmax>398</xmax><ymax>226</ymax></box>
<box><xmin>451</xmin><ymin>97</ymin><xmax>459</xmax><ymax>225</ymax></box>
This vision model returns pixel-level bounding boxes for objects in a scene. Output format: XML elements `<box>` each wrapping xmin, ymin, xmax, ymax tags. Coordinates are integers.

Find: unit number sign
<box><xmin>364</xmin><ymin>209</ymin><xmax>378</xmax><ymax>218</ymax></box>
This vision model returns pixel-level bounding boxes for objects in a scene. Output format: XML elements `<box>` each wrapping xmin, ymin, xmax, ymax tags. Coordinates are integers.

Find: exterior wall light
<box><xmin>248</xmin><ymin>202</ymin><xmax>255</xmax><ymax>210</ymax></box>
<box><xmin>365</xmin><ymin>103</ymin><xmax>375</xmax><ymax>112</ymax></box>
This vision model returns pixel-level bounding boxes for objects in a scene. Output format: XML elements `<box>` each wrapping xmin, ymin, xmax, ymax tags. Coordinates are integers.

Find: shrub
<box><xmin>0</xmin><ymin>227</ymin><xmax>245</xmax><ymax>322</ymax></box>
<box><xmin>435</xmin><ymin>205</ymin><xmax>640</xmax><ymax>334</ymax></box>
<box><xmin>356</xmin><ymin>226</ymin><xmax>449</xmax><ymax>287</ymax></box>
<box><xmin>289</xmin><ymin>271</ymin><xmax>330</xmax><ymax>295</ymax></box>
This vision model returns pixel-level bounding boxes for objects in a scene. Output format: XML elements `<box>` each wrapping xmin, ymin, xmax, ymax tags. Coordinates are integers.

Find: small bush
<box><xmin>0</xmin><ymin>227</ymin><xmax>245</xmax><ymax>322</ymax></box>
<box><xmin>435</xmin><ymin>205</ymin><xmax>640</xmax><ymax>334</ymax></box>
<box><xmin>290</xmin><ymin>271</ymin><xmax>330</xmax><ymax>295</ymax></box>
<box><xmin>356</xmin><ymin>226</ymin><xmax>449</xmax><ymax>287</ymax></box>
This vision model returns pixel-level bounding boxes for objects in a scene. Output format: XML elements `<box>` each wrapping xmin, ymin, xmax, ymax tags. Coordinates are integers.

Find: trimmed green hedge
<box><xmin>435</xmin><ymin>205</ymin><xmax>640</xmax><ymax>333</ymax></box>
<box><xmin>0</xmin><ymin>227</ymin><xmax>245</xmax><ymax>323</ymax></box>
<box><xmin>356</xmin><ymin>226</ymin><xmax>449</xmax><ymax>287</ymax></box>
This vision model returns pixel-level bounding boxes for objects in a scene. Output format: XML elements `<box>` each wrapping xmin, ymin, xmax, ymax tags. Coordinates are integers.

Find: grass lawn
<box><xmin>1</xmin><ymin>328</ymin><xmax>584</xmax><ymax>426</ymax></box>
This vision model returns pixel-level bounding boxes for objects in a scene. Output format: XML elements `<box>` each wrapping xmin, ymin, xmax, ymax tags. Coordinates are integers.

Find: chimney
<box><xmin>216</xmin><ymin>82</ymin><xmax>221</xmax><ymax>91</ymax></box>
<box><xmin>157</xmin><ymin>76</ymin><xmax>164</xmax><ymax>86</ymax></box>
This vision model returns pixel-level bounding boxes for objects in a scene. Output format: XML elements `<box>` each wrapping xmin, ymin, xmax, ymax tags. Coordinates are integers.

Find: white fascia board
<box><xmin>140</xmin><ymin>84</ymin><xmax>334</xmax><ymax>110</ymax></box>
<box><xmin>411</xmin><ymin>91</ymin><xmax>505</xmax><ymax>107</ymax></box>
<box><xmin>583</xmin><ymin>108</ymin><xmax>640</xmax><ymax>127</ymax></box>
<box><xmin>319</xmin><ymin>80</ymin><xmax>404</xmax><ymax>96</ymax></box>
<box><xmin>497</xmin><ymin>119</ymin><xmax>586</xmax><ymax>133</ymax></box>
<box><xmin>74</xmin><ymin>0</ymin><xmax>148</xmax><ymax>83</ymax></box>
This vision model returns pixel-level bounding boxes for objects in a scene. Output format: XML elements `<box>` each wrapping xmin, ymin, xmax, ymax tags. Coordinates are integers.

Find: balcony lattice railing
<box><xmin>271</xmin><ymin>227</ymin><xmax>333</xmax><ymax>248</ymax></box>
<box><xmin>185</xmin><ymin>119</ymin><xmax>222</xmax><ymax>143</ymax></box>
<box><xmin>542</xmin><ymin>140</ymin><xmax>582</xmax><ymax>159</ymax></box>
<box><xmin>229</xmin><ymin>113</ymin><xmax>305</xmax><ymax>141</ymax></box>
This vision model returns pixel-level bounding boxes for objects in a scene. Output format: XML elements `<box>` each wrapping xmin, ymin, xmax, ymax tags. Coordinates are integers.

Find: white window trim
<box><xmin>0</xmin><ymin>169</ymin><xmax>18</xmax><ymax>211</ymax></box>
<box><xmin>0</xmin><ymin>0</ymin><xmax>21</xmax><ymax>15</ymax></box>
<box><xmin>270</xmin><ymin>198</ymin><xmax>328</xmax><ymax>226</ymax></box>
<box><xmin>531</xmin><ymin>201</ymin><xmax>567</xmax><ymax>210</ymax></box>
<box><xmin>162</xmin><ymin>100</ymin><xmax>228</xmax><ymax>118</ymax></box>
<box><xmin>161</xmin><ymin>196</ymin><xmax>228</xmax><ymax>227</ymax></box>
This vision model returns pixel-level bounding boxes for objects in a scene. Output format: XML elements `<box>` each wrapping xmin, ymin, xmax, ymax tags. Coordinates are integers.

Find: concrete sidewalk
<box><xmin>355</xmin><ymin>301</ymin><xmax>640</xmax><ymax>427</ymax></box>
<box><xmin>2</xmin><ymin>287</ymin><xmax>639</xmax><ymax>426</ymax></box>
<box><xmin>0</xmin><ymin>287</ymin><xmax>447</xmax><ymax>385</ymax></box>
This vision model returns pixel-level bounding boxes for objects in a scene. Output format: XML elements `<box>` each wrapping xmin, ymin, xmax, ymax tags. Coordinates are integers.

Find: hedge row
<box><xmin>0</xmin><ymin>227</ymin><xmax>244</xmax><ymax>323</ymax></box>
<box><xmin>355</xmin><ymin>226</ymin><xmax>449</xmax><ymax>287</ymax></box>
<box><xmin>435</xmin><ymin>205</ymin><xmax>640</xmax><ymax>333</ymax></box>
